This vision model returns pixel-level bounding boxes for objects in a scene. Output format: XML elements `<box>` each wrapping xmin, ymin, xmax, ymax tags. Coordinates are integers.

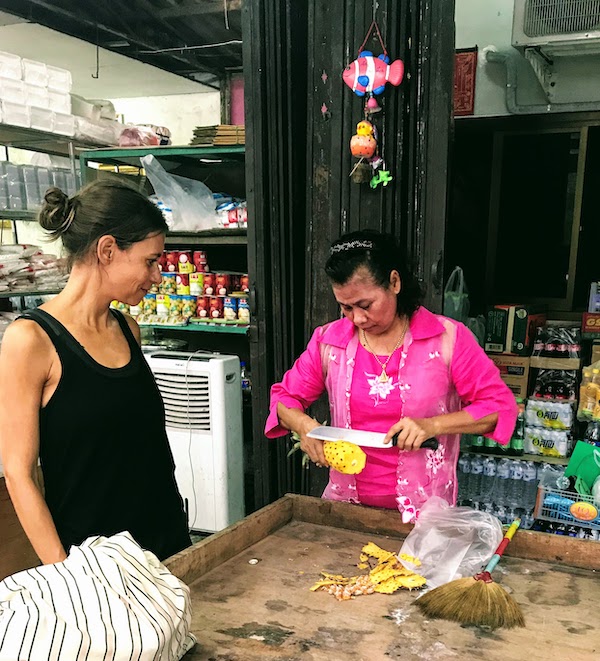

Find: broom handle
<box><xmin>484</xmin><ymin>518</ymin><xmax>521</xmax><ymax>574</ymax></box>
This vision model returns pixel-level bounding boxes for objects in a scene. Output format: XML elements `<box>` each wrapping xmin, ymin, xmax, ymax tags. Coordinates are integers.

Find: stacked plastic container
<box><xmin>0</xmin><ymin>161</ymin><xmax>78</xmax><ymax>210</ymax></box>
<box><xmin>0</xmin><ymin>50</ymin><xmax>74</xmax><ymax>136</ymax></box>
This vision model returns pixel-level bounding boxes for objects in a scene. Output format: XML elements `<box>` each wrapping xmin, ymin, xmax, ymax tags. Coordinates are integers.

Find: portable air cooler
<box><xmin>145</xmin><ymin>351</ymin><xmax>244</xmax><ymax>533</ymax></box>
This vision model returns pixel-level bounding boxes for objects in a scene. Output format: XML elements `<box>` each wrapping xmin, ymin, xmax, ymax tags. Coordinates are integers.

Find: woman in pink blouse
<box><xmin>265</xmin><ymin>230</ymin><xmax>517</xmax><ymax>522</ymax></box>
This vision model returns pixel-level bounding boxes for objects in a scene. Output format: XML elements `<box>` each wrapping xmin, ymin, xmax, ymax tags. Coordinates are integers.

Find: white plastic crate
<box><xmin>26</xmin><ymin>83</ymin><xmax>50</xmax><ymax>109</ymax></box>
<box><xmin>30</xmin><ymin>106</ymin><xmax>54</xmax><ymax>133</ymax></box>
<box><xmin>1</xmin><ymin>101</ymin><xmax>30</xmax><ymax>128</ymax></box>
<box><xmin>0</xmin><ymin>78</ymin><xmax>26</xmax><ymax>105</ymax></box>
<box><xmin>0</xmin><ymin>51</ymin><xmax>22</xmax><ymax>81</ymax></box>
<box><xmin>22</xmin><ymin>59</ymin><xmax>48</xmax><ymax>87</ymax></box>
<box><xmin>47</xmin><ymin>64</ymin><xmax>72</xmax><ymax>93</ymax></box>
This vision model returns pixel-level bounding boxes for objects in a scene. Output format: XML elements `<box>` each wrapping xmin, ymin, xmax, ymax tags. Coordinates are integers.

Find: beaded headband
<box><xmin>329</xmin><ymin>239</ymin><xmax>374</xmax><ymax>255</ymax></box>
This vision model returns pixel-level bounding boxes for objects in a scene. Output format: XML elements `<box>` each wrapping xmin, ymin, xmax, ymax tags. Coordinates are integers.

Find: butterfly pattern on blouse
<box><xmin>365</xmin><ymin>371</ymin><xmax>397</xmax><ymax>406</ymax></box>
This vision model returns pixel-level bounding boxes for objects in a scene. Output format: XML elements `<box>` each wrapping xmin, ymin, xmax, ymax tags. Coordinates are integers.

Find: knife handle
<box><xmin>391</xmin><ymin>435</ymin><xmax>439</xmax><ymax>450</ymax></box>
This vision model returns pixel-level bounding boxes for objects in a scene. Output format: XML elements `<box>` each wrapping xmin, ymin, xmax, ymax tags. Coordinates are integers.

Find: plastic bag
<box><xmin>119</xmin><ymin>125</ymin><xmax>160</xmax><ymax>147</ymax></box>
<box><xmin>141</xmin><ymin>155</ymin><xmax>218</xmax><ymax>231</ymax></box>
<box><xmin>398</xmin><ymin>497</ymin><xmax>503</xmax><ymax>590</ymax></box>
<box><xmin>467</xmin><ymin>314</ymin><xmax>486</xmax><ymax>346</ymax></box>
<box><xmin>443</xmin><ymin>266</ymin><xmax>470</xmax><ymax>323</ymax></box>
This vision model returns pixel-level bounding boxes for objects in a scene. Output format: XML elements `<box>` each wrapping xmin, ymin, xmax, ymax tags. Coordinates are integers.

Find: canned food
<box><xmin>239</xmin><ymin>274</ymin><xmax>249</xmax><ymax>293</ymax></box>
<box><xmin>165</xmin><ymin>251</ymin><xmax>179</xmax><ymax>273</ymax></box>
<box><xmin>156</xmin><ymin>294</ymin><xmax>170</xmax><ymax>316</ymax></box>
<box><xmin>142</xmin><ymin>293</ymin><xmax>157</xmax><ymax>314</ymax></box>
<box><xmin>203</xmin><ymin>272</ymin><xmax>215</xmax><ymax>296</ymax></box>
<box><xmin>190</xmin><ymin>272</ymin><xmax>204</xmax><ymax>296</ymax></box>
<box><xmin>196</xmin><ymin>296</ymin><xmax>210</xmax><ymax>318</ymax></box>
<box><xmin>149</xmin><ymin>282</ymin><xmax>160</xmax><ymax>294</ymax></box>
<box><xmin>161</xmin><ymin>273</ymin><xmax>177</xmax><ymax>295</ymax></box>
<box><xmin>169</xmin><ymin>294</ymin><xmax>183</xmax><ymax>317</ymax></box>
<box><xmin>209</xmin><ymin>296</ymin><xmax>223</xmax><ymax>319</ymax></box>
<box><xmin>237</xmin><ymin>296</ymin><xmax>250</xmax><ymax>323</ymax></box>
<box><xmin>181</xmin><ymin>295</ymin><xmax>197</xmax><ymax>318</ymax></box>
<box><xmin>223</xmin><ymin>297</ymin><xmax>238</xmax><ymax>320</ymax></box>
<box><xmin>176</xmin><ymin>273</ymin><xmax>190</xmax><ymax>295</ymax></box>
<box><xmin>216</xmin><ymin>273</ymin><xmax>230</xmax><ymax>296</ymax></box>
<box><xmin>178</xmin><ymin>250</ymin><xmax>194</xmax><ymax>273</ymax></box>
<box><xmin>130</xmin><ymin>303</ymin><xmax>142</xmax><ymax>317</ymax></box>
<box><xmin>193</xmin><ymin>251</ymin><xmax>207</xmax><ymax>272</ymax></box>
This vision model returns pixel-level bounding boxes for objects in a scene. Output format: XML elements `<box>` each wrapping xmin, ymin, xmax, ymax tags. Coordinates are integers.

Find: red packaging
<box><xmin>239</xmin><ymin>274</ymin><xmax>250</xmax><ymax>293</ymax></box>
<box><xmin>203</xmin><ymin>272</ymin><xmax>216</xmax><ymax>296</ymax></box>
<box><xmin>178</xmin><ymin>250</ymin><xmax>194</xmax><ymax>273</ymax></box>
<box><xmin>196</xmin><ymin>296</ymin><xmax>210</xmax><ymax>318</ymax></box>
<box><xmin>193</xmin><ymin>251</ymin><xmax>208</xmax><ymax>271</ymax></box>
<box><xmin>158</xmin><ymin>251</ymin><xmax>168</xmax><ymax>272</ymax></box>
<box><xmin>216</xmin><ymin>273</ymin><xmax>230</xmax><ymax>296</ymax></box>
<box><xmin>176</xmin><ymin>273</ymin><xmax>190</xmax><ymax>294</ymax></box>
<box><xmin>209</xmin><ymin>296</ymin><xmax>223</xmax><ymax>319</ymax></box>
<box><xmin>227</xmin><ymin>209</ymin><xmax>239</xmax><ymax>228</ymax></box>
<box><xmin>165</xmin><ymin>251</ymin><xmax>179</xmax><ymax>273</ymax></box>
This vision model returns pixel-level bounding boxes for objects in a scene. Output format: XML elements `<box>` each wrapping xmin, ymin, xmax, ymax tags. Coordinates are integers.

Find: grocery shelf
<box><xmin>0</xmin><ymin>122</ymin><xmax>109</xmax><ymax>158</ymax></box>
<box><xmin>165</xmin><ymin>229</ymin><xmax>247</xmax><ymax>246</ymax></box>
<box><xmin>462</xmin><ymin>450</ymin><xmax>569</xmax><ymax>465</ymax></box>
<box><xmin>141</xmin><ymin>322</ymin><xmax>249</xmax><ymax>335</ymax></box>
<box><xmin>0</xmin><ymin>210</ymin><xmax>38</xmax><ymax>222</ymax></box>
<box><xmin>0</xmin><ymin>287</ymin><xmax>62</xmax><ymax>299</ymax></box>
<box><xmin>80</xmin><ymin>144</ymin><xmax>245</xmax><ymax>168</ymax></box>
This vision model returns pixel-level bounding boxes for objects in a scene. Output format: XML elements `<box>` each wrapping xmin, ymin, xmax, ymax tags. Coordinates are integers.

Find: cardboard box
<box><xmin>484</xmin><ymin>305</ymin><xmax>546</xmax><ymax>355</ymax></box>
<box><xmin>490</xmin><ymin>355</ymin><xmax>530</xmax><ymax>399</ymax></box>
<box><xmin>592</xmin><ymin>342</ymin><xmax>600</xmax><ymax>366</ymax></box>
<box><xmin>582</xmin><ymin>312</ymin><xmax>600</xmax><ymax>338</ymax></box>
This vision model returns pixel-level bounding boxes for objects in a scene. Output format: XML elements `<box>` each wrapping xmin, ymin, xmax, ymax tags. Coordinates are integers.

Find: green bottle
<box><xmin>510</xmin><ymin>398</ymin><xmax>525</xmax><ymax>456</ymax></box>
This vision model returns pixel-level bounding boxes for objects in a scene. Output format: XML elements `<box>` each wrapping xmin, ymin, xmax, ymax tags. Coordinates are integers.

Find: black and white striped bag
<box><xmin>0</xmin><ymin>532</ymin><xmax>196</xmax><ymax>660</ymax></box>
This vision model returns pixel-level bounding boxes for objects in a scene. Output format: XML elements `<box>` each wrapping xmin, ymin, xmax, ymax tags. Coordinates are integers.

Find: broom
<box><xmin>415</xmin><ymin>518</ymin><xmax>525</xmax><ymax>629</ymax></box>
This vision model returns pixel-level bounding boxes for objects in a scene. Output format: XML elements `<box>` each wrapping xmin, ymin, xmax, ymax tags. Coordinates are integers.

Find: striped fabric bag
<box><xmin>0</xmin><ymin>532</ymin><xmax>196</xmax><ymax>660</ymax></box>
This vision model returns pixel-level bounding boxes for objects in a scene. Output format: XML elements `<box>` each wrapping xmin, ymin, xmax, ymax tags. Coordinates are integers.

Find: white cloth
<box><xmin>0</xmin><ymin>532</ymin><xmax>196</xmax><ymax>660</ymax></box>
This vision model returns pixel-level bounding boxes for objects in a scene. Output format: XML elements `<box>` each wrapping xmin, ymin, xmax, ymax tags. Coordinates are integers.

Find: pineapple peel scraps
<box><xmin>310</xmin><ymin>541</ymin><xmax>425</xmax><ymax>601</ymax></box>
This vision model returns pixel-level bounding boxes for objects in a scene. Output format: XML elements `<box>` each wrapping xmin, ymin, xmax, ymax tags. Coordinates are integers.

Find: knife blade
<box><xmin>306</xmin><ymin>426</ymin><xmax>438</xmax><ymax>450</ymax></box>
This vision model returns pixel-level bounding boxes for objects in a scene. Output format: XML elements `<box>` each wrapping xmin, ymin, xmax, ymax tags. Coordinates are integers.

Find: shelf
<box><xmin>0</xmin><ymin>122</ymin><xmax>109</xmax><ymax>158</ymax></box>
<box><xmin>141</xmin><ymin>323</ymin><xmax>249</xmax><ymax>335</ymax></box>
<box><xmin>80</xmin><ymin>144</ymin><xmax>245</xmax><ymax>168</ymax></box>
<box><xmin>165</xmin><ymin>229</ymin><xmax>247</xmax><ymax>246</ymax></box>
<box><xmin>0</xmin><ymin>287</ymin><xmax>62</xmax><ymax>299</ymax></box>
<box><xmin>462</xmin><ymin>450</ymin><xmax>569</xmax><ymax>465</ymax></box>
<box><xmin>0</xmin><ymin>210</ymin><xmax>38</xmax><ymax>222</ymax></box>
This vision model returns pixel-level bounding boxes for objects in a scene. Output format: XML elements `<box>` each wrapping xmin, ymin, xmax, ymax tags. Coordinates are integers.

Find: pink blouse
<box><xmin>265</xmin><ymin>306</ymin><xmax>517</xmax><ymax>522</ymax></box>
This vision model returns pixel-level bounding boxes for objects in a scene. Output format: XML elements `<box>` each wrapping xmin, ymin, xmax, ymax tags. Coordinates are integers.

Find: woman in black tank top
<box><xmin>0</xmin><ymin>180</ymin><xmax>191</xmax><ymax>564</ymax></box>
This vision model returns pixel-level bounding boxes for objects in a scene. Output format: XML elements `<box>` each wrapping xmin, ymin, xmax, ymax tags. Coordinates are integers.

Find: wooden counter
<box><xmin>165</xmin><ymin>495</ymin><xmax>600</xmax><ymax>661</ymax></box>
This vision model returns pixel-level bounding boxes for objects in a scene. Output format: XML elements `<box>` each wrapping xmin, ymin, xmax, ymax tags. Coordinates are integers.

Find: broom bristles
<box><xmin>416</xmin><ymin>575</ymin><xmax>525</xmax><ymax>629</ymax></box>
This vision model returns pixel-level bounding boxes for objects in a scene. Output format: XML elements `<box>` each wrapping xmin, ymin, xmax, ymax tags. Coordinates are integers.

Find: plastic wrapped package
<box><xmin>398</xmin><ymin>497</ymin><xmax>503</xmax><ymax>590</ymax></box>
<box><xmin>48</xmin><ymin>90</ymin><xmax>71</xmax><ymax>114</ymax></box>
<box><xmin>74</xmin><ymin>116</ymin><xmax>112</xmax><ymax>144</ymax></box>
<box><xmin>53</xmin><ymin>113</ymin><xmax>75</xmax><ymax>137</ymax></box>
<box><xmin>46</xmin><ymin>64</ymin><xmax>72</xmax><ymax>93</ymax></box>
<box><xmin>30</xmin><ymin>107</ymin><xmax>54</xmax><ymax>133</ymax></box>
<box><xmin>70</xmin><ymin>94</ymin><xmax>102</xmax><ymax>122</ymax></box>
<box><xmin>22</xmin><ymin>59</ymin><xmax>48</xmax><ymax>87</ymax></box>
<box><xmin>1</xmin><ymin>101</ymin><xmax>30</xmax><ymax>127</ymax></box>
<box><xmin>141</xmin><ymin>154</ymin><xmax>218</xmax><ymax>231</ymax></box>
<box><xmin>119</xmin><ymin>125</ymin><xmax>160</xmax><ymax>147</ymax></box>
<box><xmin>0</xmin><ymin>50</ymin><xmax>22</xmax><ymax>80</ymax></box>
<box><xmin>0</xmin><ymin>78</ymin><xmax>26</xmax><ymax>105</ymax></box>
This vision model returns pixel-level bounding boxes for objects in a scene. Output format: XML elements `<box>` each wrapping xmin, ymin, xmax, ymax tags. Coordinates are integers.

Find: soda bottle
<box><xmin>484</xmin><ymin>436</ymin><xmax>497</xmax><ymax>455</ymax></box>
<box><xmin>470</xmin><ymin>435</ymin><xmax>484</xmax><ymax>452</ymax></box>
<box><xmin>510</xmin><ymin>399</ymin><xmax>525</xmax><ymax>456</ymax></box>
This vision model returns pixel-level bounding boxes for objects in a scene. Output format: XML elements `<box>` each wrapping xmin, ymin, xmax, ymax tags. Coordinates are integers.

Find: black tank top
<box><xmin>20</xmin><ymin>307</ymin><xmax>191</xmax><ymax>561</ymax></box>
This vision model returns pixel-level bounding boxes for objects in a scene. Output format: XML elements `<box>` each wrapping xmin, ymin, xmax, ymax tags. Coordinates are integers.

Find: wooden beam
<box><xmin>160</xmin><ymin>0</ymin><xmax>243</xmax><ymax>18</ymax></box>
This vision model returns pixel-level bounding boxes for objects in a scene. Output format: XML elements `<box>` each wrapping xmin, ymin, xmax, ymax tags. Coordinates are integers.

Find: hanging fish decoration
<box><xmin>342</xmin><ymin>51</ymin><xmax>404</xmax><ymax>97</ymax></box>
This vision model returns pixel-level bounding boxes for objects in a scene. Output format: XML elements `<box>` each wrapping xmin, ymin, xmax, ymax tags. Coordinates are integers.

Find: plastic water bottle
<box><xmin>482</xmin><ymin>457</ymin><xmax>497</xmax><ymax>504</ymax></box>
<box><xmin>458</xmin><ymin>454</ymin><xmax>471</xmax><ymax>503</ymax></box>
<box><xmin>495</xmin><ymin>458</ymin><xmax>511</xmax><ymax>507</ymax></box>
<box><xmin>240</xmin><ymin>361</ymin><xmax>252</xmax><ymax>400</ymax></box>
<box><xmin>469</xmin><ymin>456</ymin><xmax>484</xmax><ymax>502</ymax></box>
<box><xmin>522</xmin><ymin>461</ymin><xmax>539</xmax><ymax>511</ymax></box>
<box><xmin>506</xmin><ymin>460</ymin><xmax>524</xmax><ymax>509</ymax></box>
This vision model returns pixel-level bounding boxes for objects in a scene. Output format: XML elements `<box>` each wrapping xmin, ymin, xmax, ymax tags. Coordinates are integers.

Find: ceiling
<box><xmin>0</xmin><ymin>0</ymin><xmax>243</xmax><ymax>90</ymax></box>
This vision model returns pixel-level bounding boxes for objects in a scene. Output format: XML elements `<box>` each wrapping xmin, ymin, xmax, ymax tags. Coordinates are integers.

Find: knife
<box><xmin>306</xmin><ymin>425</ymin><xmax>439</xmax><ymax>450</ymax></box>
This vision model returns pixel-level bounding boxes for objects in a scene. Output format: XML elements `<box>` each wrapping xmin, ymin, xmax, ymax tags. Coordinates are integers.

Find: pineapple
<box><xmin>323</xmin><ymin>441</ymin><xmax>366</xmax><ymax>474</ymax></box>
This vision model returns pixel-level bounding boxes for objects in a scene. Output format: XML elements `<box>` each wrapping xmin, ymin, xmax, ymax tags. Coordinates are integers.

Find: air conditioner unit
<box><xmin>146</xmin><ymin>351</ymin><xmax>244</xmax><ymax>534</ymax></box>
<box><xmin>513</xmin><ymin>0</ymin><xmax>600</xmax><ymax>56</ymax></box>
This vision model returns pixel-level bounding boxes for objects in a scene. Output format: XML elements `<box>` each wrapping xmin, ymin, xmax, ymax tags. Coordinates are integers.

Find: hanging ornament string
<box><xmin>357</xmin><ymin>19</ymin><xmax>387</xmax><ymax>57</ymax></box>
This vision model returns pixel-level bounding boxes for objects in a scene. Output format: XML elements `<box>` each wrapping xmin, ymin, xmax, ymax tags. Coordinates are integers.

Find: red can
<box><xmin>176</xmin><ymin>273</ymin><xmax>190</xmax><ymax>295</ymax></box>
<box><xmin>215</xmin><ymin>273</ymin><xmax>230</xmax><ymax>296</ymax></box>
<box><xmin>165</xmin><ymin>251</ymin><xmax>179</xmax><ymax>273</ymax></box>
<box><xmin>239</xmin><ymin>274</ymin><xmax>250</xmax><ymax>293</ymax></box>
<box><xmin>193</xmin><ymin>251</ymin><xmax>208</xmax><ymax>271</ymax></box>
<box><xmin>196</xmin><ymin>296</ymin><xmax>210</xmax><ymax>318</ymax></box>
<box><xmin>209</xmin><ymin>296</ymin><xmax>223</xmax><ymax>319</ymax></box>
<box><xmin>158</xmin><ymin>251</ymin><xmax>168</xmax><ymax>272</ymax></box>
<box><xmin>203</xmin><ymin>272</ymin><xmax>215</xmax><ymax>296</ymax></box>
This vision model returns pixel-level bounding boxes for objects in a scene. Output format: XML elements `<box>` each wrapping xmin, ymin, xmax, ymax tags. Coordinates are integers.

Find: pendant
<box><xmin>378</xmin><ymin>370</ymin><xmax>389</xmax><ymax>383</ymax></box>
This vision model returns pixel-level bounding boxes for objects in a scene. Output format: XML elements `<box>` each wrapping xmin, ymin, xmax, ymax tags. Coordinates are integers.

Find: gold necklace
<box><xmin>361</xmin><ymin>319</ymin><xmax>408</xmax><ymax>384</ymax></box>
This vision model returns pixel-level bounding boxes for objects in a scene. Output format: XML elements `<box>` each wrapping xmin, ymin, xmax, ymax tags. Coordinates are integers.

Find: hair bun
<box><xmin>39</xmin><ymin>187</ymin><xmax>72</xmax><ymax>235</ymax></box>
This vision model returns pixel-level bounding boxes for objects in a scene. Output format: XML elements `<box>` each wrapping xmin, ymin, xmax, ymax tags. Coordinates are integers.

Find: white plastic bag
<box><xmin>141</xmin><ymin>154</ymin><xmax>217</xmax><ymax>231</ymax></box>
<box><xmin>398</xmin><ymin>497</ymin><xmax>503</xmax><ymax>590</ymax></box>
<box><xmin>443</xmin><ymin>266</ymin><xmax>470</xmax><ymax>323</ymax></box>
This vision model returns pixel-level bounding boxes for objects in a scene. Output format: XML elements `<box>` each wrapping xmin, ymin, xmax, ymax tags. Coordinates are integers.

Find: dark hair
<box><xmin>324</xmin><ymin>229</ymin><xmax>422</xmax><ymax>318</ymax></box>
<box><xmin>39</xmin><ymin>179</ymin><xmax>168</xmax><ymax>267</ymax></box>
